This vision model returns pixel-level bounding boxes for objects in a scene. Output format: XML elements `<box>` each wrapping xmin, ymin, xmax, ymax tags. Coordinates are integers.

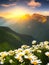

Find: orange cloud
<box><xmin>27</xmin><ymin>0</ymin><xmax>41</xmax><ymax>8</ymax></box>
<box><xmin>0</xmin><ymin>3</ymin><xmax>16</xmax><ymax>7</ymax></box>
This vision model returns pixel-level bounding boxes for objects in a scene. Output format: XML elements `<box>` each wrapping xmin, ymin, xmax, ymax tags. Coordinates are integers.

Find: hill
<box><xmin>0</xmin><ymin>26</ymin><xmax>34</xmax><ymax>51</ymax></box>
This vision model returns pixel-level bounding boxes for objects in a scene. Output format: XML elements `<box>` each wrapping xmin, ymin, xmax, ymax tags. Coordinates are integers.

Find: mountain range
<box><xmin>0</xmin><ymin>13</ymin><xmax>49</xmax><ymax>41</ymax></box>
<box><xmin>10</xmin><ymin>14</ymin><xmax>49</xmax><ymax>41</ymax></box>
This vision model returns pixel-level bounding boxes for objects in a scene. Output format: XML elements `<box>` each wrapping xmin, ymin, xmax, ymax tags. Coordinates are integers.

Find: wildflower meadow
<box><xmin>0</xmin><ymin>40</ymin><xmax>49</xmax><ymax>65</ymax></box>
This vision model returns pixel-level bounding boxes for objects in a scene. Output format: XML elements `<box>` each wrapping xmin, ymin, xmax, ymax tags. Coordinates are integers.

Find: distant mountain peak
<box><xmin>32</xmin><ymin>13</ymin><xmax>47</xmax><ymax>23</ymax></box>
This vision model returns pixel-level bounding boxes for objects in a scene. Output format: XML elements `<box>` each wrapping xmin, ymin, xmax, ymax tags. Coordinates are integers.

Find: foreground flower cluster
<box><xmin>0</xmin><ymin>40</ymin><xmax>49</xmax><ymax>65</ymax></box>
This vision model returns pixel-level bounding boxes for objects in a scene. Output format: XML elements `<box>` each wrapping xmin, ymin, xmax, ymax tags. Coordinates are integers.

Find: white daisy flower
<box><xmin>45</xmin><ymin>52</ymin><xmax>49</xmax><ymax>57</ymax></box>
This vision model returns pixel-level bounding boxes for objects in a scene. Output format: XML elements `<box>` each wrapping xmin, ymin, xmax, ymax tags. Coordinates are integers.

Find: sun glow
<box><xmin>0</xmin><ymin>8</ymin><xmax>27</xmax><ymax>19</ymax></box>
<box><xmin>12</xmin><ymin>10</ymin><xmax>26</xmax><ymax>18</ymax></box>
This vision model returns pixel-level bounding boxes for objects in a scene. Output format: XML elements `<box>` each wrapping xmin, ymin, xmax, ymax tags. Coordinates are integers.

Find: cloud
<box><xmin>0</xmin><ymin>3</ymin><xmax>16</xmax><ymax>7</ymax></box>
<box><xmin>0</xmin><ymin>0</ymin><xmax>17</xmax><ymax>7</ymax></box>
<box><xmin>27</xmin><ymin>0</ymin><xmax>41</xmax><ymax>8</ymax></box>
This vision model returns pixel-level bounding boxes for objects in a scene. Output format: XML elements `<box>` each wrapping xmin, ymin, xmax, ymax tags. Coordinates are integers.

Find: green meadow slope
<box><xmin>0</xmin><ymin>27</ymin><xmax>34</xmax><ymax>51</ymax></box>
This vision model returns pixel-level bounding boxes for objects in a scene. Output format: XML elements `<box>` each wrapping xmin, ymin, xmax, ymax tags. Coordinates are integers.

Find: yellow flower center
<box><xmin>32</xmin><ymin>61</ymin><xmax>38</xmax><ymax>65</ymax></box>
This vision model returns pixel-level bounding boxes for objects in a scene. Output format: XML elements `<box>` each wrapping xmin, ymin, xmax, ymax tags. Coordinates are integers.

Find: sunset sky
<box><xmin>0</xmin><ymin>0</ymin><xmax>49</xmax><ymax>39</ymax></box>
<box><xmin>0</xmin><ymin>0</ymin><xmax>49</xmax><ymax>19</ymax></box>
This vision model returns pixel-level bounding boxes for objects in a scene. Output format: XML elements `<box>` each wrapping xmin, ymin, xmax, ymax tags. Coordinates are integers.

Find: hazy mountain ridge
<box><xmin>14</xmin><ymin>14</ymin><xmax>49</xmax><ymax>41</ymax></box>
